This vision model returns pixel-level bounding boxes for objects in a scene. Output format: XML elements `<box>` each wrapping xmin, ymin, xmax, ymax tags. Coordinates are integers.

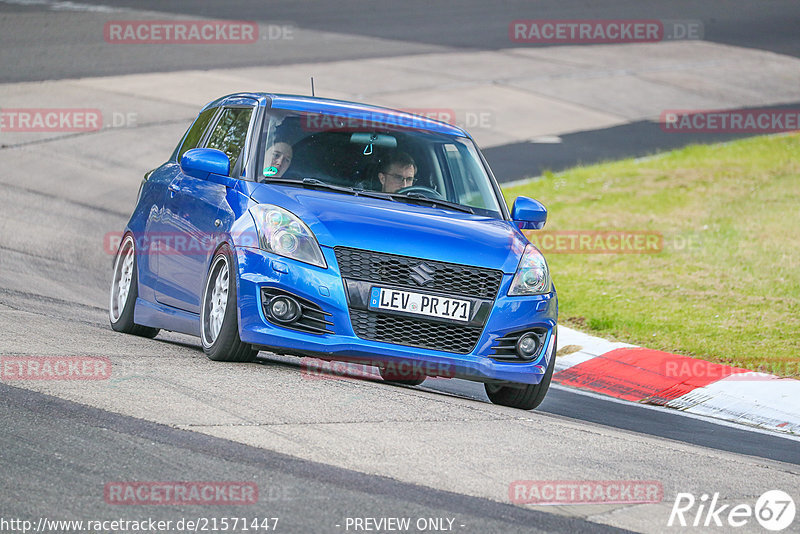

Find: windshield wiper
<box><xmin>263</xmin><ymin>177</ymin><xmax>356</xmax><ymax>195</ymax></box>
<box><xmin>263</xmin><ymin>177</ymin><xmax>394</xmax><ymax>200</ymax></box>
<box><xmin>389</xmin><ymin>192</ymin><xmax>475</xmax><ymax>214</ymax></box>
<box><xmin>262</xmin><ymin>178</ymin><xmax>474</xmax><ymax>213</ymax></box>
<box><xmin>350</xmin><ymin>188</ymin><xmax>395</xmax><ymax>201</ymax></box>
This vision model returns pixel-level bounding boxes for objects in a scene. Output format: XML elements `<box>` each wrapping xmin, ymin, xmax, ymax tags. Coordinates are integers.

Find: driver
<box><xmin>377</xmin><ymin>152</ymin><xmax>416</xmax><ymax>193</ymax></box>
<box><xmin>263</xmin><ymin>141</ymin><xmax>293</xmax><ymax>179</ymax></box>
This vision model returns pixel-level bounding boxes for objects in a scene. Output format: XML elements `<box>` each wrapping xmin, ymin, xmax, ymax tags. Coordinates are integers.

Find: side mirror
<box><xmin>511</xmin><ymin>196</ymin><xmax>547</xmax><ymax>230</ymax></box>
<box><xmin>180</xmin><ymin>148</ymin><xmax>230</xmax><ymax>180</ymax></box>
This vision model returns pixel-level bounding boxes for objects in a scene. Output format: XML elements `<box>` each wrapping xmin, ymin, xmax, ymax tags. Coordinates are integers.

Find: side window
<box><xmin>176</xmin><ymin>107</ymin><xmax>217</xmax><ymax>162</ymax></box>
<box><xmin>205</xmin><ymin>107</ymin><xmax>254</xmax><ymax>176</ymax></box>
<box><xmin>442</xmin><ymin>143</ymin><xmax>490</xmax><ymax>209</ymax></box>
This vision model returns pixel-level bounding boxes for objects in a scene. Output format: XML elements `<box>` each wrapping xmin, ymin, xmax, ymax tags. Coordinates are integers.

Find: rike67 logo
<box><xmin>668</xmin><ymin>490</ymin><xmax>795</xmax><ymax>531</ymax></box>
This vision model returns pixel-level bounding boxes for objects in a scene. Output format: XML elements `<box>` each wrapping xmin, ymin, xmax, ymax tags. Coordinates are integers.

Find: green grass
<box><xmin>502</xmin><ymin>133</ymin><xmax>800</xmax><ymax>378</ymax></box>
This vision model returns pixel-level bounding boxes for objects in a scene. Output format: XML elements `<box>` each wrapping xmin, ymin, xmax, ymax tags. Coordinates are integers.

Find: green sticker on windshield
<box><xmin>263</xmin><ymin>166</ymin><xmax>279</xmax><ymax>177</ymax></box>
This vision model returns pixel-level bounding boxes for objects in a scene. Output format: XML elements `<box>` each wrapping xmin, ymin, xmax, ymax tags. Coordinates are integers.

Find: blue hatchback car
<box><xmin>109</xmin><ymin>93</ymin><xmax>558</xmax><ymax>410</ymax></box>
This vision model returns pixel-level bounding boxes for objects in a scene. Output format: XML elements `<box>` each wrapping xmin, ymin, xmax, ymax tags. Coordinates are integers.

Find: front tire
<box><xmin>200</xmin><ymin>246</ymin><xmax>257</xmax><ymax>362</ymax></box>
<box><xmin>109</xmin><ymin>234</ymin><xmax>159</xmax><ymax>338</ymax></box>
<box><xmin>484</xmin><ymin>332</ymin><xmax>556</xmax><ymax>410</ymax></box>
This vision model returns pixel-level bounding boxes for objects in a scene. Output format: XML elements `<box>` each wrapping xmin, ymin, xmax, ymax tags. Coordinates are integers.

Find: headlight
<box><xmin>508</xmin><ymin>244</ymin><xmax>551</xmax><ymax>295</ymax></box>
<box><xmin>249</xmin><ymin>205</ymin><xmax>327</xmax><ymax>268</ymax></box>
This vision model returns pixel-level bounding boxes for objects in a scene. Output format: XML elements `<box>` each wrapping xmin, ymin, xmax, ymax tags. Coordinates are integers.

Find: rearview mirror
<box><xmin>349</xmin><ymin>133</ymin><xmax>397</xmax><ymax>148</ymax></box>
<box><xmin>511</xmin><ymin>196</ymin><xmax>547</xmax><ymax>230</ymax></box>
<box><xmin>180</xmin><ymin>148</ymin><xmax>230</xmax><ymax>180</ymax></box>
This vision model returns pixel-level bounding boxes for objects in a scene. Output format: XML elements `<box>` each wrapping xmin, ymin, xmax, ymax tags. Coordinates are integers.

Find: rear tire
<box><xmin>484</xmin><ymin>331</ymin><xmax>556</xmax><ymax>410</ymax></box>
<box><xmin>109</xmin><ymin>234</ymin><xmax>160</xmax><ymax>338</ymax></box>
<box><xmin>201</xmin><ymin>246</ymin><xmax>258</xmax><ymax>363</ymax></box>
<box><xmin>378</xmin><ymin>364</ymin><xmax>426</xmax><ymax>386</ymax></box>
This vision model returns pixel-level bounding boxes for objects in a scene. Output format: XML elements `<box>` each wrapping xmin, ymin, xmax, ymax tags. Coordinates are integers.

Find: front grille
<box><xmin>349</xmin><ymin>309</ymin><xmax>482</xmax><ymax>354</ymax></box>
<box><xmin>335</xmin><ymin>247</ymin><xmax>503</xmax><ymax>299</ymax></box>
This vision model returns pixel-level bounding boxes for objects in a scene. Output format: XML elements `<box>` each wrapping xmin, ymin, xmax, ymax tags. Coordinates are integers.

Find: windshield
<box><xmin>257</xmin><ymin>109</ymin><xmax>503</xmax><ymax>218</ymax></box>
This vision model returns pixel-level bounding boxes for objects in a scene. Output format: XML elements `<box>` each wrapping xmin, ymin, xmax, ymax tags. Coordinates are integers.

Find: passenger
<box><xmin>263</xmin><ymin>141</ymin><xmax>293</xmax><ymax>179</ymax></box>
<box><xmin>377</xmin><ymin>152</ymin><xmax>416</xmax><ymax>193</ymax></box>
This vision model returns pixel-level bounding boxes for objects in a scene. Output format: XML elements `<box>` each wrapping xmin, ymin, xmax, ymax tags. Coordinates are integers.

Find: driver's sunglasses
<box><xmin>384</xmin><ymin>173</ymin><xmax>415</xmax><ymax>185</ymax></box>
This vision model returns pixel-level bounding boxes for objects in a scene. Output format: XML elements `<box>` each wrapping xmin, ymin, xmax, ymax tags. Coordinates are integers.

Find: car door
<box><xmin>154</xmin><ymin>100</ymin><xmax>257</xmax><ymax>313</ymax></box>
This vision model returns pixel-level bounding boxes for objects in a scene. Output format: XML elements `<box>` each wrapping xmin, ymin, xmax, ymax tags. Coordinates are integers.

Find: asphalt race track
<box><xmin>3</xmin><ymin>0</ymin><xmax>800</xmax><ymax>177</ymax></box>
<box><xmin>0</xmin><ymin>384</ymin><xmax>617</xmax><ymax>533</ymax></box>
<box><xmin>1</xmin><ymin>2</ymin><xmax>799</xmax><ymax>533</ymax></box>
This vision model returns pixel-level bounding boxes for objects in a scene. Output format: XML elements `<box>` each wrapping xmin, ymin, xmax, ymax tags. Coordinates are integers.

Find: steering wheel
<box><xmin>397</xmin><ymin>185</ymin><xmax>444</xmax><ymax>199</ymax></box>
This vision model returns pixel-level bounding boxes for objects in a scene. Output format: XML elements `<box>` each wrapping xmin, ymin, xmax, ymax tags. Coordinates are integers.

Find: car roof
<box><xmin>209</xmin><ymin>92</ymin><xmax>468</xmax><ymax>137</ymax></box>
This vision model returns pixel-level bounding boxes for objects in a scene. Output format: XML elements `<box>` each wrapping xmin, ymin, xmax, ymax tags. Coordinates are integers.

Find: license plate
<box><xmin>369</xmin><ymin>287</ymin><xmax>471</xmax><ymax>322</ymax></box>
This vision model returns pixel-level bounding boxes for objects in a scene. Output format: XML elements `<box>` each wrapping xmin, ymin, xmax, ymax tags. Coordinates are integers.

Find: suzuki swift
<box><xmin>109</xmin><ymin>92</ymin><xmax>557</xmax><ymax>410</ymax></box>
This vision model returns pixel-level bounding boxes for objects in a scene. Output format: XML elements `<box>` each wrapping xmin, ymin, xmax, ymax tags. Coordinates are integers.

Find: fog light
<box><xmin>516</xmin><ymin>332</ymin><xmax>540</xmax><ymax>360</ymax></box>
<box><xmin>269</xmin><ymin>296</ymin><xmax>300</xmax><ymax>323</ymax></box>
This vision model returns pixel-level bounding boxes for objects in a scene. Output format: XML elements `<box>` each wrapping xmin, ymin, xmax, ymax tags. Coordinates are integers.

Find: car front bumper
<box><xmin>235</xmin><ymin>246</ymin><xmax>558</xmax><ymax>385</ymax></box>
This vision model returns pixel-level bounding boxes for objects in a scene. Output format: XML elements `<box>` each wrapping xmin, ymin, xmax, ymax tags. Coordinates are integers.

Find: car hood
<box><xmin>246</xmin><ymin>183</ymin><xmax>528</xmax><ymax>274</ymax></box>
